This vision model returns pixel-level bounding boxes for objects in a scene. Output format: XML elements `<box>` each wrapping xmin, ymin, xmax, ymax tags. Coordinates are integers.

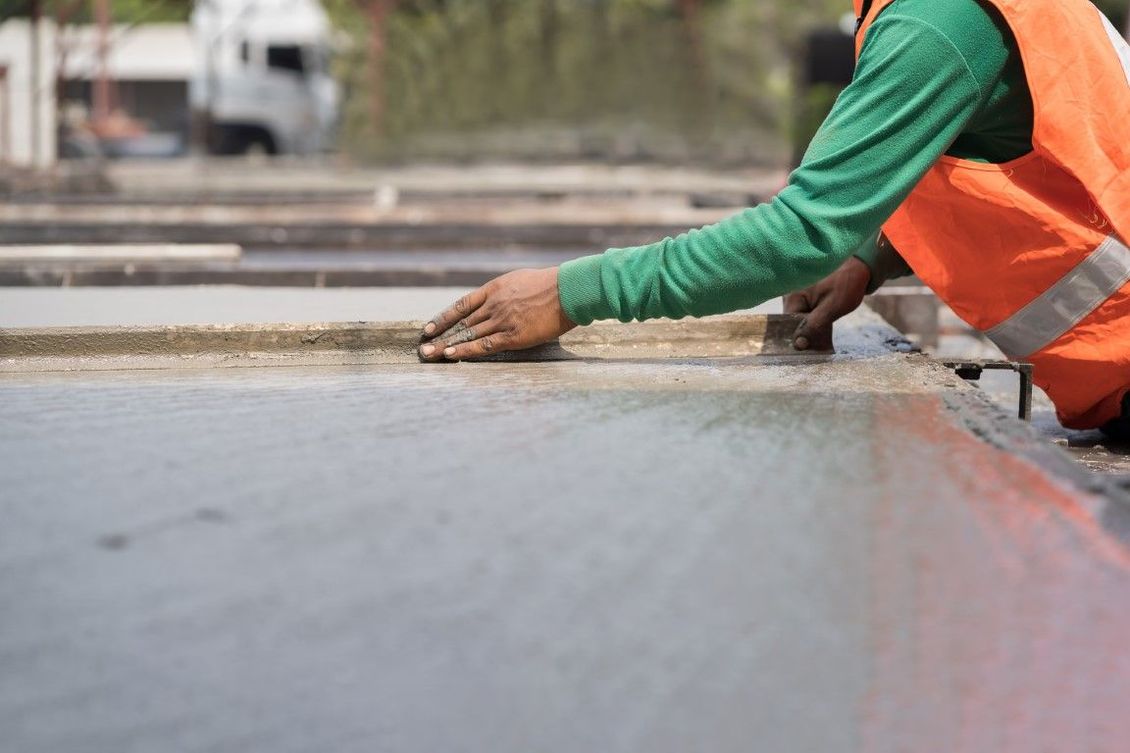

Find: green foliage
<box><xmin>5</xmin><ymin>0</ymin><xmax>1125</xmax><ymax>164</ymax></box>
<box><xmin>0</xmin><ymin>0</ymin><xmax>191</xmax><ymax>23</ymax></box>
<box><xmin>330</xmin><ymin>0</ymin><xmax>848</xmax><ymax>164</ymax></box>
<box><xmin>110</xmin><ymin>0</ymin><xmax>192</xmax><ymax>23</ymax></box>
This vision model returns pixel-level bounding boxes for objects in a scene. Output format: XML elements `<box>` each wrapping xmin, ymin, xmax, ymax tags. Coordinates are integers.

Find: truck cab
<box><xmin>190</xmin><ymin>0</ymin><xmax>339</xmax><ymax>155</ymax></box>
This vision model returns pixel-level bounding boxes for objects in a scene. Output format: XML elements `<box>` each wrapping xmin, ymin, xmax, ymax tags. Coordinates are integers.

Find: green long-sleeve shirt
<box><xmin>557</xmin><ymin>0</ymin><xmax>1035</xmax><ymax>324</ymax></box>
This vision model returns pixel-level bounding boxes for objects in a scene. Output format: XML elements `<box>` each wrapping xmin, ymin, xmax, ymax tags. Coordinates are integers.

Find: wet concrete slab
<box><xmin>1</xmin><ymin>353</ymin><xmax>1128</xmax><ymax>752</ymax></box>
<box><xmin>0</xmin><ymin>316</ymin><xmax>813</xmax><ymax>373</ymax></box>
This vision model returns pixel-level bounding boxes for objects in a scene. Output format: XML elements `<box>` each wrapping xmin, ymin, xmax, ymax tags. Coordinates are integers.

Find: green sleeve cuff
<box><xmin>853</xmin><ymin>231</ymin><xmax>913</xmax><ymax>294</ymax></box>
<box><xmin>852</xmin><ymin>232</ymin><xmax>884</xmax><ymax>294</ymax></box>
<box><xmin>558</xmin><ymin>254</ymin><xmax>610</xmax><ymax>326</ymax></box>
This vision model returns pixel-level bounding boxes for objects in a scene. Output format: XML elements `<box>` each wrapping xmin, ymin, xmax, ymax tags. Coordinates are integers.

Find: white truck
<box><xmin>190</xmin><ymin>0</ymin><xmax>340</xmax><ymax>155</ymax></box>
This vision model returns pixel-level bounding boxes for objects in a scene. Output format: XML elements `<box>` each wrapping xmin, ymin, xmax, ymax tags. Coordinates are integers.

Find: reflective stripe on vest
<box><xmin>1098</xmin><ymin>10</ymin><xmax>1130</xmax><ymax>87</ymax></box>
<box><xmin>984</xmin><ymin>235</ymin><xmax>1130</xmax><ymax>358</ymax></box>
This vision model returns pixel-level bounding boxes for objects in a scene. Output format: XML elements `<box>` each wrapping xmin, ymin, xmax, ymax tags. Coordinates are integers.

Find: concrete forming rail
<box><xmin>0</xmin><ymin>165</ymin><xmax>757</xmax><ymax>255</ymax></box>
<box><xmin>2</xmin><ymin>307</ymin><xmax>1128</xmax><ymax>752</ymax></box>
<box><xmin>0</xmin><ymin>315</ymin><xmax>802</xmax><ymax>372</ymax></box>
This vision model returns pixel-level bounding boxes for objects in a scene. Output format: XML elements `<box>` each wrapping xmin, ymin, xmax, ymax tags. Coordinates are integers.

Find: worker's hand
<box><xmin>418</xmin><ymin>267</ymin><xmax>578</xmax><ymax>361</ymax></box>
<box><xmin>783</xmin><ymin>256</ymin><xmax>871</xmax><ymax>351</ymax></box>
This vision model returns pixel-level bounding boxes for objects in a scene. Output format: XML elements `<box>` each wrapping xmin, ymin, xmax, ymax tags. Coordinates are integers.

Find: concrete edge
<box><xmin>942</xmin><ymin>388</ymin><xmax>1130</xmax><ymax>510</ymax></box>
<box><xmin>0</xmin><ymin>314</ymin><xmax>812</xmax><ymax>372</ymax></box>
<box><xmin>0</xmin><ymin>244</ymin><xmax>243</xmax><ymax>262</ymax></box>
<box><xmin>0</xmin><ymin>222</ymin><xmax>711</xmax><ymax>250</ymax></box>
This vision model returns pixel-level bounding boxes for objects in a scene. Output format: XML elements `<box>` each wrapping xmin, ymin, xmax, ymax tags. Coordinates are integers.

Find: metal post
<box><xmin>0</xmin><ymin>65</ymin><xmax>9</xmax><ymax>163</ymax></box>
<box><xmin>1016</xmin><ymin>364</ymin><xmax>1034</xmax><ymax>423</ymax></box>
<box><xmin>197</xmin><ymin>14</ymin><xmax>216</xmax><ymax>154</ymax></box>
<box><xmin>189</xmin><ymin>0</ymin><xmax>215</xmax><ymax>154</ymax></box>
<box><xmin>366</xmin><ymin>0</ymin><xmax>394</xmax><ymax>136</ymax></box>
<box><xmin>29</xmin><ymin>0</ymin><xmax>41</xmax><ymax>167</ymax></box>
<box><xmin>92</xmin><ymin>0</ymin><xmax>112</xmax><ymax>124</ymax></box>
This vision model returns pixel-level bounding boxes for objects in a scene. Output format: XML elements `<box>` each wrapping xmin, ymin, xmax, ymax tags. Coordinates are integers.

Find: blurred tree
<box><xmin>675</xmin><ymin>0</ymin><xmax>704</xmax><ymax>74</ymax></box>
<box><xmin>347</xmin><ymin>0</ymin><xmax>399</xmax><ymax>135</ymax></box>
<box><xmin>320</xmin><ymin>0</ymin><xmax>1130</xmax><ymax>165</ymax></box>
<box><xmin>0</xmin><ymin>0</ymin><xmax>191</xmax><ymax>23</ymax></box>
<box><xmin>109</xmin><ymin>0</ymin><xmax>191</xmax><ymax>23</ymax></box>
<box><xmin>2</xmin><ymin>0</ymin><xmax>1120</xmax><ymax>163</ymax></box>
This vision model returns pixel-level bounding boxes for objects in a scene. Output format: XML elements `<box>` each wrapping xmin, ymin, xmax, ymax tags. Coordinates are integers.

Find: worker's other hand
<box><xmin>418</xmin><ymin>267</ymin><xmax>578</xmax><ymax>361</ymax></box>
<box><xmin>783</xmin><ymin>256</ymin><xmax>871</xmax><ymax>352</ymax></box>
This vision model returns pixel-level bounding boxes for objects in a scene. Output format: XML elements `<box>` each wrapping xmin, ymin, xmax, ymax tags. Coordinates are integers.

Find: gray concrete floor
<box><xmin>3</xmin><ymin>287</ymin><xmax>1129</xmax><ymax>751</ymax></box>
<box><xmin>2</xmin><ymin>339</ymin><xmax>1129</xmax><ymax>752</ymax></box>
<box><xmin>4</xmin><ymin>159</ymin><xmax>1124</xmax><ymax>750</ymax></box>
<box><xmin>5</xmin><ymin>286</ymin><xmax>1128</xmax><ymax>477</ymax></box>
<box><xmin>6</xmin><ymin>285</ymin><xmax>1128</xmax><ymax>472</ymax></box>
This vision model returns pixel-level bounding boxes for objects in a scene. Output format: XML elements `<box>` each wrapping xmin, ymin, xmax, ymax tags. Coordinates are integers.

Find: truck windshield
<box><xmin>267</xmin><ymin>45</ymin><xmax>306</xmax><ymax>76</ymax></box>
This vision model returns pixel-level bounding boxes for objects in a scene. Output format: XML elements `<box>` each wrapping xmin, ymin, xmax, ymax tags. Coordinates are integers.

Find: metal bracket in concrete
<box><xmin>943</xmin><ymin>359</ymin><xmax>1034</xmax><ymax>422</ymax></box>
<box><xmin>0</xmin><ymin>314</ymin><xmax>817</xmax><ymax>373</ymax></box>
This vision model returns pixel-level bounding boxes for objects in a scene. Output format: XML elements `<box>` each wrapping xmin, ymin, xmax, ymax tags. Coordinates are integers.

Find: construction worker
<box><xmin>419</xmin><ymin>0</ymin><xmax>1130</xmax><ymax>436</ymax></box>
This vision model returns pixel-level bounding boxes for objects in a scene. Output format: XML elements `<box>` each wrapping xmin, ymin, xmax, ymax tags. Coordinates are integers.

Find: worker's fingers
<box><xmin>422</xmin><ymin>288</ymin><xmax>490</xmax><ymax>340</ymax></box>
<box><xmin>782</xmin><ymin>291</ymin><xmax>813</xmax><ymax>315</ymax></box>
<box><xmin>427</xmin><ymin>325</ymin><xmax>513</xmax><ymax>361</ymax></box>
<box><xmin>419</xmin><ymin>267</ymin><xmax>573</xmax><ymax>363</ymax></box>
<box><xmin>418</xmin><ymin>319</ymin><xmax>506</xmax><ymax>361</ymax></box>
<box><xmin>792</xmin><ymin>300</ymin><xmax>836</xmax><ymax>352</ymax></box>
<box><xmin>432</xmin><ymin>306</ymin><xmax>493</xmax><ymax>344</ymax></box>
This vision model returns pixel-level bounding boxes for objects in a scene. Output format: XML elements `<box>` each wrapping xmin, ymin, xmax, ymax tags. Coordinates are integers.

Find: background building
<box><xmin>0</xmin><ymin>18</ymin><xmax>56</xmax><ymax>167</ymax></box>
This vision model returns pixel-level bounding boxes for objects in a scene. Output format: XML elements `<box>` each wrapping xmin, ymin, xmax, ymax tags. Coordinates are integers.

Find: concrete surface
<box><xmin>0</xmin><ymin>164</ymin><xmax>781</xmax><ymax>250</ymax></box>
<box><xmin>6</xmin><ymin>286</ymin><xmax>1127</xmax><ymax>474</ymax></box>
<box><xmin>0</xmin><ymin>196</ymin><xmax>734</xmax><ymax>226</ymax></box>
<box><xmin>2</xmin><ymin>353</ymin><xmax>1128</xmax><ymax>753</ymax></box>
<box><xmin>0</xmin><ymin>218</ymin><xmax>719</xmax><ymax>251</ymax></box>
<box><xmin>94</xmin><ymin>159</ymin><xmax>784</xmax><ymax>198</ymax></box>
<box><xmin>0</xmin><ymin>316</ymin><xmax>812</xmax><ymax>372</ymax></box>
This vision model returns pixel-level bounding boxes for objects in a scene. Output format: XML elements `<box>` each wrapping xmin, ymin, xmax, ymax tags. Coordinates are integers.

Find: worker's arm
<box><xmin>557</xmin><ymin>13</ymin><xmax>985</xmax><ymax>326</ymax></box>
<box><xmin>420</xmin><ymin>11</ymin><xmax>989</xmax><ymax>360</ymax></box>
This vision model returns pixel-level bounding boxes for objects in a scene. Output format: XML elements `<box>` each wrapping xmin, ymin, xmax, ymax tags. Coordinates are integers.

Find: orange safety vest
<box><xmin>853</xmin><ymin>0</ymin><xmax>1130</xmax><ymax>429</ymax></box>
